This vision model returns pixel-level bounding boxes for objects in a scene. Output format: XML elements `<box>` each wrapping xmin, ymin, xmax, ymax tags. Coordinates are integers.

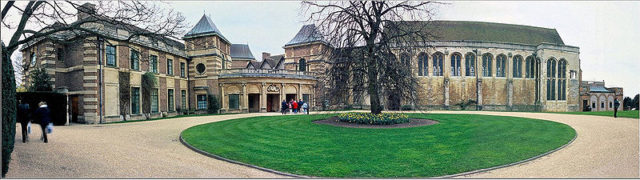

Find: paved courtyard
<box><xmin>6</xmin><ymin>111</ymin><xmax>639</xmax><ymax>178</ymax></box>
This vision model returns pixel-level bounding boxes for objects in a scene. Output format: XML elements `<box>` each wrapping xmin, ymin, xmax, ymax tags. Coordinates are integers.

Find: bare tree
<box><xmin>1</xmin><ymin>1</ymin><xmax>186</xmax><ymax>177</ymax></box>
<box><xmin>302</xmin><ymin>1</ymin><xmax>437</xmax><ymax>114</ymax></box>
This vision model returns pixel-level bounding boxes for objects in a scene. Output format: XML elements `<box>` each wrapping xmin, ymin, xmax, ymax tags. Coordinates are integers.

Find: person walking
<box><xmin>281</xmin><ymin>100</ymin><xmax>288</xmax><ymax>115</ymax></box>
<box><xmin>34</xmin><ymin>101</ymin><xmax>51</xmax><ymax>143</ymax></box>
<box><xmin>614</xmin><ymin>98</ymin><xmax>620</xmax><ymax>118</ymax></box>
<box><xmin>302</xmin><ymin>102</ymin><xmax>309</xmax><ymax>114</ymax></box>
<box><xmin>17</xmin><ymin>100</ymin><xmax>31</xmax><ymax>143</ymax></box>
<box><xmin>297</xmin><ymin>99</ymin><xmax>304</xmax><ymax>113</ymax></box>
<box><xmin>292</xmin><ymin>100</ymin><xmax>298</xmax><ymax>114</ymax></box>
<box><xmin>288</xmin><ymin>100</ymin><xmax>293</xmax><ymax>114</ymax></box>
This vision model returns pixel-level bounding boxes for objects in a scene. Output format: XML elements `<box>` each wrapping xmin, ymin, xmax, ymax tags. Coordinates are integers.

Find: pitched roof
<box><xmin>183</xmin><ymin>15</ymin><xmax>230</xmax><ymax>43</ymax></box>
<box><xmin>390</xmin><ymin>21</ymin><xmax>565</xmax><ymax>45</ymax></box>
<box><xmin>284</xmin><ymin>24</ymin><xmax>324</xmax><ymax>47</ymax></box>
<box><xmin>230</xmin><ymin>44</ymin><xmax>255</xmax><ymax>60</ymax></box>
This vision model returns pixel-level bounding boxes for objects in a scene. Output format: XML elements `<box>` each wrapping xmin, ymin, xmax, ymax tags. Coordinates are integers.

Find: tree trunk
<box><xmin>2</xmin><ymin>46</ymin><xmax>17</xmax><ymax>177</ymax></box>
<box><xmin>366</xmin><ymin>46</ymin><xmax>383</xmax><ymax>114</ymax></box>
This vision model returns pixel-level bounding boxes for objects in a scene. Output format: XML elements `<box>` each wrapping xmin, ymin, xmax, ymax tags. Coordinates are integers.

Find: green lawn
<box><xmin>553</xmin><ymin>110</ymin><xmax>639</xmax><ymax>119</ymax></box>
<box><xmin>181</xmin><ymin>113</ymin><xmax>576</xmax><ymax>177</ymax></box>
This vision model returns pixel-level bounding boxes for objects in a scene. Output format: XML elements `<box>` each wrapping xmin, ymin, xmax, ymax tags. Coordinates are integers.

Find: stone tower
<box><xmin>183</xmin><ymin>14</ymin><xmax>232</xmax><ymax>109</ymax></box>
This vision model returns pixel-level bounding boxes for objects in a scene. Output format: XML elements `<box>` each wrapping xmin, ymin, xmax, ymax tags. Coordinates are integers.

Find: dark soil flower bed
<box><xmin>314</xmin><ymin>116</ymin><xmax>438</xmax><ymax>128</ymax></box>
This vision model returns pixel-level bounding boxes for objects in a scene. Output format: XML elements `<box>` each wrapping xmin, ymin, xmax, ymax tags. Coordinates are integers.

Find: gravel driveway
<box><xmin>6</xmin><ymin>111</ymin><xmax>639</xmax><ymax>178</ymax></box>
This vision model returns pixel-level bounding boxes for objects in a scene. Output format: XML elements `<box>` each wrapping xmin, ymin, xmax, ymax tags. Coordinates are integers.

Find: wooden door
<box><xmin>71</xmin><ymin>96</ymin><xmax>79</xmax><ymax>123</ymax></box>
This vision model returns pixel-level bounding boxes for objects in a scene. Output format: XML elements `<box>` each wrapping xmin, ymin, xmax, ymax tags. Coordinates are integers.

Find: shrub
<box><xmin>401</xmin><ymin>105</ymin><xmax>414</xmax><ymax>110</ymax></box>
<box><xmin>337</xmin><ymin>112</ymin><xmax>409</xmax><ymax>125</ymax></box>
<box><xmin>455</xmin><ymin>99</ymin><xmax>477</xmax><ymax>110</ymax></box>
<box><xmin>207</xmin><ymin>94</ymin><xmax>220</xmax><ymax>114</ymax></box>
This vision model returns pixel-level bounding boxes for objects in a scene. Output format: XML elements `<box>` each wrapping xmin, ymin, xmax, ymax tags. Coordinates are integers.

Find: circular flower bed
<box><xmin>337</xmin><ymin>112</ymin><xmax>409</xmax><ymax>125</ymax></box>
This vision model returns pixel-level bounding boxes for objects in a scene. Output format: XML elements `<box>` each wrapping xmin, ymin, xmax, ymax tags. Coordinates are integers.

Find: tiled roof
<box><xmin>388</xmin><ymin>21</ymin><xmax>565</xmax><ymax>45</ymax></box>
<box><xmin>230</xmin><ymin>44</ymin><xmax>255</xmax><ymax>60</ymax></box>
<box><xmin>284</xmin><ymin>24</ymin><xmax>324</xmax><ymax>47</ymax></box>
<box><xmin>183</xmin><ymin>15</ymin><xmax>229</xmax><ymax>43</ymax></box>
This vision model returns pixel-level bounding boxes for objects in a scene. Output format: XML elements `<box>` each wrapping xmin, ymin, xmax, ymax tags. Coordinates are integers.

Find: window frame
<box><xmin>482</xmin><ymin>54</ymin><xmax>493</xmax><ymax>77</ymax></box>
<box><xmin>150</xmin><ymin>55</ymin><xmax>158</xmax><ymax>73</ymax></box>
<box><xmin>465</xmin><ymin>53</ymin><xmax>476</xmax><ymax>77</ymax></box>
<box><xmin>512</xmin><ymin>55</ymin><xmax>523</xmax><ymax>78</ymax></box>
<box><xmin>432</xmin><ymin>52</ymin><xmax>444</xmax><ymax>76</ymax></box>
<box><xmin>131</xmin><ymin>87</ymin><xmax>140</xmax><ymax>114</ymax></box>
<box><xmin>130</xmin><ymin>49</ymin><xmax>139</xmax><ymax>71</ymax></box>
<box><xmin>181</xmin><ymin>90</ymin><xmax>187</xmax><ymax>110</ymax></box>
<box><xmin>106</xmin><ymin>45</ymin><xmax>117</xmax><ymax>67</ymax></box>
<box><xmin>180</xmin><ymin>62</ymin><xmax>186</xmax><ymax>77</ymax></box>
<box><xmin>197</xmin><ymin>95</ymin><xmax>207</xmax><ymax>110</ymax></box>
<box><xmin>151</xmin><ymin>89</ymin><xmax>159</xmax><ymax>113</ymax></box>
<box><xmin>496</xmin><ymin>54</ymin><xmax>507</xmax><ymax>77</ymax></box>
<box><xmin>168</xmin><ymin>89</ymin><xmax>174</xmax><ymax>112</ymax></box>
<box><xmin>451</xmin><ymin>53</ymin><xmax>461</xmax><ymax>76</ymax></box>
<box><xmin>418</xmin><ymin>53</ymin><xmax>428</xmax><ymax>76</ymax></box>
<box><xmin>167</xmin><ymin>59</ymin><xmax>173</xmax><ymax>75</ymax></box>
<box><xmin>229</xmin><ymin>94</ymin><xmax>240</xmax><ymax>110</ymax></box>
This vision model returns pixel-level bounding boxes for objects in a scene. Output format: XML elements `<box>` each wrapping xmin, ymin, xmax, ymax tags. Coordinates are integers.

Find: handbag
<box><xmin>27</xmin><ymin>122</ymin><xmax>31</xmax><ymax>134</ymax></box>
<box><xmin>46</xmin><ymin>123</ymin><xmax>53</xmax><ymax>134</ymax></box>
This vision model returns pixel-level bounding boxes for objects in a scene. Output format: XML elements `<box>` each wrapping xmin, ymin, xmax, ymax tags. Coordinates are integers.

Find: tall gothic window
<box><xmin>546</xmin><ymin>58</ymin><xmax>557</xmax><ymax>100</ymax></box>
<box><xmin>418</xmin><ymin>53</ymin><xmax>428</xmax><ymax>76</ymax></box>
<box><xmin>451</xmin><ymin>53</ymin><xmax>461</xmax><ymax>76</ymax></box>
<box><xmin>512</xmin><ymin>55</ymin><xmax>523</xmax><ymax>78</ymax></box>
<box><xmin>432</xmin><ymin>52</ymin><xmax>443</xmax><ymax>76</ymax></box>
<box><xmin>401</xmin><ymin>53</ymin><xmax>411</xmax><ymax>71</ymax></box>
<box><xmin>558</xmin><ymin>59</ymin><xmax>567</xmax><ymax>100</ymax></box>
<box><xmin>299</xmin><ymin>58</ymin><xmax>307</xmax><ymax>72</ymax></box>
<box><xmin>465</xmin><ymin>53</ymin><xmax>475</xmax><ymax>76</ymax></box>
<box><xmin>496</xmin><ymin>54</ymin><xmax>507</xmax><ymax>77</ymax></box>
<box><xmin>482</xmin><ymin>53</ymin><xmax>493</xmax><ymax>77</ymax></box>
<box><xmin>525</xmin><ymin>56</ymin><xmax>535</xmax><ymax>78</ymax></box>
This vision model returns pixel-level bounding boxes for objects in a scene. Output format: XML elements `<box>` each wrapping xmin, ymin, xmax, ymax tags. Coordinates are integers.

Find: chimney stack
<box><xmin>262</xmin><ymin>52</ymin><xmax>271</xmax><ymax>60</ymax></box>
<box><xmin>77</xmin><ymin>3</ymin><xmax>97</xmax><ymax>21</ymax></box>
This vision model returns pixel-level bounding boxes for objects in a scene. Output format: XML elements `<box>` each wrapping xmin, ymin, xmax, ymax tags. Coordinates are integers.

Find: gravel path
<box><xmin>6</xmin><ymin>111</ymin><xmax>638</xmax><ymax>178</ymax></box>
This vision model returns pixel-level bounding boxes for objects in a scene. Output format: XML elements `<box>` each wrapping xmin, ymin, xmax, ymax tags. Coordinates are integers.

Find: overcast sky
<box><xmin>3</xmin><ymin>1</ymin><xmax>639</xmax><ymax>97</ymax></box>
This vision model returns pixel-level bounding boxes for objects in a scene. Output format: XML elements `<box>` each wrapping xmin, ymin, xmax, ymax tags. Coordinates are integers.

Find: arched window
<box><xmin>30</xmin><ymin>52</ymin><xmax>36</xmax><ymax>67</ymax></box>
<box><xmin>299</xmin><ymin>58</ymin><xmax>307</xmax><ymax>72</ymax></box>
<box><xmin>546</xmin><ymin>58</ymin><xmax>557</xmax><ymax>100</ymax></box>
<box><xmin>496</xmin><ymin>54</ymin><xmax>507</xmax><ymax>77</ymax></box>
<box><xmin>482</xmin><ymin>53</ymin><xmax>493</xmax><ymax>77</ymax></box>
<box><xmin>432</xmin><ymin>52</ymin><xmax>443</xmax><ymax>76</ymax></box>
<box><xmin>418</xmin><ymin>53</ymin><xmax>428</xmax><ymax>76</ymax></box>
<box><xmin>465</xmin><ymin>53</ymin><xmax>475</xmax><ymax>76</ymax></box>
<box><xmin>558</xmin><ymin>59</ymin><xmax>567</xmax><ymax>100</ymax></box>
<box><xmin>512</xmin><ymin>55</ymin><xmax>523</xmax><ymax>78</ymax></box>
<box><xmin>525</xmin><ymin>56</ymin><xmax>535</xmax><ymax>78</ymax></box>
<box><xmin>451</xmin><ymin>53</ymin><xmax>461</xmax><ymax>76</ymax></box>
<box><xmin>400</xmin><ymin>53</ymin><xmax>411</xmax><ymax>69</ymax></box>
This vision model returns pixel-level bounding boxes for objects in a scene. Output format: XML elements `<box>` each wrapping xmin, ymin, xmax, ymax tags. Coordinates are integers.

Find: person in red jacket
<box><xmin>292</xmin><ymin>99</ymin><xmax>298</xmax><ymax>114</ymax></box>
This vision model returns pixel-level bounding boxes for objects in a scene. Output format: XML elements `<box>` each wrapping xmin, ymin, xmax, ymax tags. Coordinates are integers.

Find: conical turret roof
<box><xmin>183</xmin><ymin>14</ymin><xmax>229</xmax><ymax>43</ymax></box>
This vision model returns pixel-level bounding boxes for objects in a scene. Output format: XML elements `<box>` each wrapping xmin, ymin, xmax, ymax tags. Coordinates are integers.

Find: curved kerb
<box><xmin>179</xmin><ymin>126</ymin><xmax>577</xmax><ymax>178</ymax></box>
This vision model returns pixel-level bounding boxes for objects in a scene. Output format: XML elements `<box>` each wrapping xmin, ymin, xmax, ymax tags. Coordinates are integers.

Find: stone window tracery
<box><xmin>482</xmin><ymin>53</ymin><xmax>493</xmax><ymax>77</ymax></box>
<box><xmin>432</xmin><ymin>52</ymin><xmax>443</xmax><ymax>76</ymax></box>
<box><xmin>512</xmin><ymin>55</ymin><xmax>523</xmax><ymax>78</ymax></box>
<box><xmin>465</xmin><ymin>53</ymin><xmax>475</xmax><ymax>76</ymax></box>
<box><xmin>451</xmin><ymin>53</ymin><xmax>461</xmax><ymax>76</ymax></box>
<box><xmin>418</xmin><ymin>53</ymin><xmax>428</xmax><ymax>76</ymax></box>
<box><xmin>496</xmin><ymin>54</ymin><xmax>507</xmax><ymax>77</ymax></box>
<box><xmin>546</xmin><ymin>58</ymin><xmax>557</xmax><ymax>100</ymax></box>
<box><xmin>558</xmin><ymin>59</ymin><xmax>567</xmax><ymax>100</ymax></box>
<box><xmin>525</xmin><ymin>56</ymin><xmax>535</xmax><ymax>78</ymax></box>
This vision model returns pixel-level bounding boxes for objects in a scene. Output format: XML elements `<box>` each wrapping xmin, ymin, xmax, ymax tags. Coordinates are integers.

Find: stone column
<box><xmin>260</xmin><ymin>82</ymin><xmax>267</xmax><ymax>112</ymax></box>
<box><xmin>508</xmin><ymin>79</ymin><xmax>513</xmax><ymax>110</ymax></box>
<box><xmin>444</xmin><ymin>78</ymin><xmax>450</xmax><ymax>109</ymax></box>
<box><xmin>242</xmin><ymin>83</ymin><xmax>248</xmax><ymax>112</ymax></box>
<box><xmin>280</xmin><ymin>83</ymin><xmax>285</xmax><ymax>102</ymax></box>
<box><xmin>219</xmin><ymin>83</ymin><xmax>226</xmax><ymax>112</ymax></box>
<box><xmin>297</xmin><ymin>83</ymin><xmax>303</xmax><ymax>101</ymax></box>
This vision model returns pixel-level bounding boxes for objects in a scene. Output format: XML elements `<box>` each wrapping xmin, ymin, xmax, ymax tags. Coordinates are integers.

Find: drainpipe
<box><xmin>98</xmin><ymin>37</ymin><xmax>103</xmax><ymax>124</ymax></box>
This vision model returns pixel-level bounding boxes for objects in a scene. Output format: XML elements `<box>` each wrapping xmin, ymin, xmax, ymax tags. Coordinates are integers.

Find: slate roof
<box><xmin>183</xmin><ymin>15</ymin><xmax>230</xmax><ymax>43</ymax></box>
<box><xmin>284</xmin><ymin>24</ymin><xmax>324</xmax><ymax>47</ymax></box>
<box><xmin>388</xmin><ymin>21</ymin><xmax>565</xmax><ymax>45</ymax></box>
<box><xmin>230</xmin><ymin>44</ymin><xmax>255</xmax><ymax>60</ymax></box>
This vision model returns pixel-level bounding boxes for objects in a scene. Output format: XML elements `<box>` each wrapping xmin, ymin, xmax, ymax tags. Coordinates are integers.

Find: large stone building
<box><xmin>21</xmin><ymin>3</ymin><xmax>593</xmax><ymax>124</ymax></box>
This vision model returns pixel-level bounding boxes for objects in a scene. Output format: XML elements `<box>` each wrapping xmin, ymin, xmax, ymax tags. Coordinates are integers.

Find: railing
<box><xmin>216</xmin><ymin>68</ymin><xmax>317</xmax><ymax>77</ymax></box>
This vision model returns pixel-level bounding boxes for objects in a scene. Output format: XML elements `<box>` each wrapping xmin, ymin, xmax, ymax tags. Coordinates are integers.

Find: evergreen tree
<box><xmin>28</xmin><ymin>68</ymin><xmax>53</xmax><ymax>92</ymax></box>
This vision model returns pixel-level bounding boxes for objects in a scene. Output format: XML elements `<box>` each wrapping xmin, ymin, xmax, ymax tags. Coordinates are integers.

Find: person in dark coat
<box><xmin>614</xmin><ymin>98</ymin><xmax>620</xmax><ymax>118</ymax></box>
<box><xmin>297</xmin><ymin>99</ymin><xmax>304</xmax><ymax>113</ymax></box>
<box><xmin>281</xmin><ymin>100</ymin><xmax>288</xmax><ymax>115</ymax></box>
<box><xmin>17</xmin><ymin>100</ymin><xmax>31</xmax><ymax>143</ymax></box>
<box><xmin>34</xmin><ymin>101</ymin><xmax>51</xmax><ymax>143</ymax></box>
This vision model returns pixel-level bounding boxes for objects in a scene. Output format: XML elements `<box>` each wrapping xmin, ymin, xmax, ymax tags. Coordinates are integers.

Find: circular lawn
<box><xmin>180</xmin><ymin>113</ymin><xmax>576</xmax><ymax>178</ymax></box>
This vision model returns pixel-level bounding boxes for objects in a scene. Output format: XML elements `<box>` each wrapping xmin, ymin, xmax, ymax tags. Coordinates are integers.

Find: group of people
<box><xmin>17</xmin><ymin>100</ymin><xmax>52</xmax><ymax>143</ymax></box>
<box><xmin>281</xmin><ymin>99</ymin><xmax>309</xmax><ymax>115</ymax></box>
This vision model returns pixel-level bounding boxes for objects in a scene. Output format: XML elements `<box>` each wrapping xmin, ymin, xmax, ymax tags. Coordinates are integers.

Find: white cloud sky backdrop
<box><xmin>3</xmin><ymin>1</ymin><xmax>639</xmax><ymax>97</ymax></box>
